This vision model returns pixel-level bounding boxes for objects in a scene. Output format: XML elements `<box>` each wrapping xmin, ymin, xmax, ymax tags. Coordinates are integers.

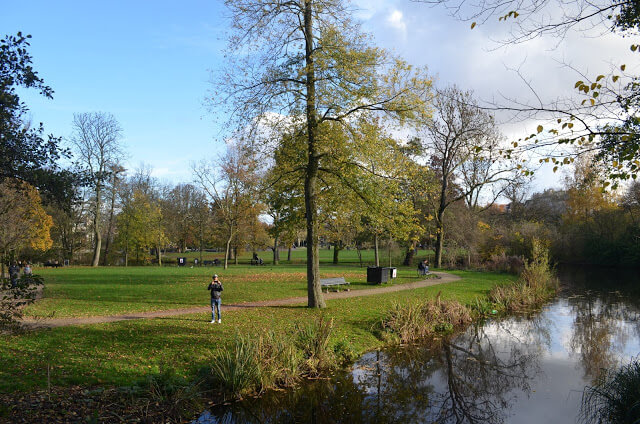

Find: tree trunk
<box><xmin>435</xmin><ymin>225</ymin><xmax>444</xmax><ymax>269</ymax></box>
<box><xmin>91</xmin><ymin>187</ymin><xmax>102</xmax><ymax>267</ymax></box>
<box><xmin>435</xmin><ymin>174</ymin><xmax>448</xmax><ymax>268</ymax></box>
<box><xmin>403</xmin><ymin>240</ymin><xmax>417</xmax><ymax>266</ymax></box>
<box><xmin>332</xmin><ymin>241</ymin><xmax>341</xmax><ymax>264</ymax></box>
<box><xmin>102</xmin><ymin>170</ymin><xmax>120</xmax><ymax>266</ymax></box>
<box><xmin>234</xmin><ymin>246</ymin><xmax>238</xmax><ymax>265</ymax></box>
<box><xmin>273</xmin><ymin>235</ymin><xmax>279</xmax><ymax>265</ymax></box>
<box><xmin>374</xmin><ymin>233</ymin><xmax>380</xmax><ymax>267</ymax></box>
<box><xmin>156</xmin><ymin>244</ymin><xmax>162</xmax><ymax>266</ymax></box>
<box><xmin>303</xmin><ymin>0</ymin><xmax>325</xmax><ymax>308</ymax></box>
<box><xmin>224</xmin><ymin>236</ymin><xmax>231</xmax><ymax>270</ymax></box>
<box><xmin>287</xmin><ymin>246</ymin><xmax>292</xmax><ymax>261</ymax></box>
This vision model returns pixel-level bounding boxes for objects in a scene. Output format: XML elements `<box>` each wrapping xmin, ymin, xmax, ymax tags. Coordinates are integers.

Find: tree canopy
<box><xmin>0</xmin><ymin>32</ymin><xmax>76</xmax><ymax>205</ymax></box>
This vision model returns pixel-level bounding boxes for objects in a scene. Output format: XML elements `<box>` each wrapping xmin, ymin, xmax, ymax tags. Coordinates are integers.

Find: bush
<box><xmin>1</xmin><ymin>274</ymin><xmax>43</xmax><ymax>334</ymax></box>
<box><xmin>580</xmin><ymin>358</ymin><xmax>640</xmax><ymax>424</ymax></box>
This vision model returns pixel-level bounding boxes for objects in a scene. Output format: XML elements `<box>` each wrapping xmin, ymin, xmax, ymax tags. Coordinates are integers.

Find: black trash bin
<box><xmin>367</xmin><ymin>266</ymin><xmax>389</xmax><ymax>284</ymax></box>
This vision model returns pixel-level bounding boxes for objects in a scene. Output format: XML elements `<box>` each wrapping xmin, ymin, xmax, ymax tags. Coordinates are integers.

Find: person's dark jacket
<box><xmin>208</xmin><ymin>281</ymin><xmax>223</xmax><ymax>299</ymax></box>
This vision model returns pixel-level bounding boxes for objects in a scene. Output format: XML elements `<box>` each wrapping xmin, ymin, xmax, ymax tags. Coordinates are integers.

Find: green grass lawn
<box><xmin>1</xmin><ymin>269</ymin><xmax>515</xmax><ymax>393</ymax></box>
<box><xmin>25</xmin><ymin>262</ymin><xmax>428</xmax><ymax>318</ymax></box>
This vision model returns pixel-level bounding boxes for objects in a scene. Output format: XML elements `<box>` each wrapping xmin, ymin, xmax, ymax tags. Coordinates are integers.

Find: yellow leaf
<box><xmin>471</xmin><ymin>22</ymin><xmax>476</xmax><ymax>29</ymax></box>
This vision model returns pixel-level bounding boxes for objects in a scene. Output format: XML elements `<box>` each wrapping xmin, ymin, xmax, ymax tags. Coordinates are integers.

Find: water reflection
<box><xmin>197</xmin><ymin>266</ymin><xmax>640</xmax><ymax>424</ymax></box>
<box><xmin>561</xmin><ymin>266</ymin><xmax>640</xmax><ymax>382</ymax></box>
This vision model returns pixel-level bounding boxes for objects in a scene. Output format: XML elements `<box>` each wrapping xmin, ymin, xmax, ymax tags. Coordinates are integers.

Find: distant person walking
<box><xmin>207</xmin><ymin>274</ymin><xmax>223</xmax><ymax>323</ymax></box>
<box><xmin>8</xmin><ymin>262</ymin><xmax>20</xmax><ymax>288</ymax></box>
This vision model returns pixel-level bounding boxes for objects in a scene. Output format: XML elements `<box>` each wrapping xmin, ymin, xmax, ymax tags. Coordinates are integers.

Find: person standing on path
<box><xmin>207</xmin><ymin>274</ymin><xmax>223</xmax><ymax>323</ymax></box>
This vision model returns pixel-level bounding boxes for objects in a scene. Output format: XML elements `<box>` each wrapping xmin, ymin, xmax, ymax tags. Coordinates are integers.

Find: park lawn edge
<box><xmin>0</xmin><ymin>270</ymin><xmax>517</xmax><ymax>395</ymax></box>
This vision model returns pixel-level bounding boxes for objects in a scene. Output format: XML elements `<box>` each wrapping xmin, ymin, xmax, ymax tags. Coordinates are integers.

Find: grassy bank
<box><xmin>382</xmin><ymin>242</ymin><xmax>558</xmax><ymax>344</ymax></box>
<box><xmin>1</xmin><ymin>270</ymin><xmax>512</xmax><ymax>395</ymax></box>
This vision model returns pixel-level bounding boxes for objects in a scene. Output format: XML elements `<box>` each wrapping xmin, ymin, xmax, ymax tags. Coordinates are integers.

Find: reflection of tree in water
<box><xmin>567</xmin><ymin>287</ymin><xmax>640</xmax><ymax>382</ymax></box>
<box><xmin>353</xmin><ymin>318</ymin><xmax>548</xmax><ymax>424</ymax></box>
<box><xmin>427</xmin><ymin>319</ymin><xmax>546</xmax><ymax>424</ymax></box>
<box><xmin>207</xmin><ymin>372</ymin><xmax>369</xmax><ymax>424</ymax></box>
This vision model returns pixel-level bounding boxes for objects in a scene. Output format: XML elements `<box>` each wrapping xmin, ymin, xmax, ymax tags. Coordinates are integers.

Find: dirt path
<box><xmin>23</xmin><ymin>272</ymin><xmax>460</xmax><ymax>329</ymax></box>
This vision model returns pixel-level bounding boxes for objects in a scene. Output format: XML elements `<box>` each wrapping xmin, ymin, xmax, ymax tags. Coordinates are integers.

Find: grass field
<box><xmin>25</xmin><ymin>263</ymin><xmax>427</xmax><ymax>318</ymax></box>
<box><xmin>1</xmin><ymin>266</ymin><xmax>515</xmax><ymax>393</ymax></box>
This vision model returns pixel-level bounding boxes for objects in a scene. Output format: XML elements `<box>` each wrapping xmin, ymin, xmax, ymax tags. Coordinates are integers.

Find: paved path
<box><xmin>23</xmin><ymin>272</ymin><xmax>459</xmax><ymax>329</ymax></box>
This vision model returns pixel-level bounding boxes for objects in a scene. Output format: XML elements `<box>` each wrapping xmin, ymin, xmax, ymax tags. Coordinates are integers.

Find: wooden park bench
<box><xmin>320</xmin><ymin>277</ymin><xmax>350</xmax><ymax>293</ymax></box>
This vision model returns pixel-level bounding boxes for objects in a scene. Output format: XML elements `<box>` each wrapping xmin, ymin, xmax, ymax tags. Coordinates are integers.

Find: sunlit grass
<box><xmin>26</xmin><ymin>263</ymin><xmax>426</xmax><ymax>318</ymax></box>
<box><xmin>1</xmin><ymin>270</ymin><xmax>509</xmax><ymax>393</ymax></box>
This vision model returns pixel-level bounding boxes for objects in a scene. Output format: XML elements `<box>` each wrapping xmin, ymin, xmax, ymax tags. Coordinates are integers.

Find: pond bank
<box><xmin>202</xmin><ymin>265</ymin><xmax>640</xmax><ymax>423</ymax></box>
<box><xmin>1</xmin><ymin>270</ymin><xmax>514</xmax><ymax>423</ymax></box>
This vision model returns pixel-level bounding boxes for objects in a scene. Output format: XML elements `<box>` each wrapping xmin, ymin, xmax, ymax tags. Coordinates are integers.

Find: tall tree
<box><xmin>193</xmin><ymin>144</ymin><xmax>259</xmax><ymax>269</ymax></box>
<box><xmin>421</xmin><ymin>87</ymin><xmax>517</xmax><ymax>268</ymax></box>
<box><xmin>70</xmin><ymin>112</ymin><xmax>124</xmax><ymax>267</ymax></box>
<box><xmin>0</xmin><ymin>180</ymin><xmax>53</xmax><ymax>275</ymax></box>
<box><xmin>0</xmin><ymin>32</ymin><xmax>75</xmax><ymax>204</ymax></box>
<box><xmin>215</xmin><ymin>0</ymin><xmax>432</xmax><ymax>307</ymax></box>
<box><xmin>161</xmin><ymin>183</ymin><xmax>201</xmax><ymax>253</ymax></box>
<box><xmin>102</xmin><ymin>164</ymin><xmax>125</xmax><ymax>265</ymax></box>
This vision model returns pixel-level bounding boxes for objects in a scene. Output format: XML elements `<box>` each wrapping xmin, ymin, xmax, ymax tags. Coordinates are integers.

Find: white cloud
<box><xmin>387</xmin><ymin>9</ymin><xmax>407</xmax><ymax>34</ymax></box>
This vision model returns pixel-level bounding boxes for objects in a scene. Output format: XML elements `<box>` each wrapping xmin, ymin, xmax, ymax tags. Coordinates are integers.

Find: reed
<box><xmin>580</xmin><ymin>358</ymin><xmax>640</xmax><ymax>424</ymax></box>
<box><xmin>203</xmin><ymin>334</ymin><xmax>261</xmax><ymax>397</ymax></box>
<box><xmin>295</xmin><ymin>315</ymin><xmax>336</xmax><ymax>376</ymax></box>
<box><xmin>488</xmin><ymin>239</ymin><xmax>558</xmax><ymax>313</ymax></box>
<box><xmin>383</xmin><ymin>293</ymin><xmax>473</xmax><ymax>344</ymax></box>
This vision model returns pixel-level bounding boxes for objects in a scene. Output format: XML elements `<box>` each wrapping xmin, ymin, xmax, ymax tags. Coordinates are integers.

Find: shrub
<box><xmin>1</xmin><ymin>274</ymin><xmax>43</xmax><ymax>334</ymax></box>
<box><xmin>580</xmin><ymin>358</ymin><xmax>640</xmax><ymax>424</ymax></box>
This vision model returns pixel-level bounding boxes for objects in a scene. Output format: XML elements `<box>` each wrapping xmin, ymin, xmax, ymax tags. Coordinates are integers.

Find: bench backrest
<box><xmin>320</xmin><ymin>277</ymin><xmax>348</xmax><ymax>285</ymax></box>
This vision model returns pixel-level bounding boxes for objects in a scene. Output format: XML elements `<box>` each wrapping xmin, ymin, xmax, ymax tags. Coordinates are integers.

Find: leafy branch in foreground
<box><xmin>0</xmin><ymin>274</ymin><xmax>43</xmax><ymax>333</ymax></box>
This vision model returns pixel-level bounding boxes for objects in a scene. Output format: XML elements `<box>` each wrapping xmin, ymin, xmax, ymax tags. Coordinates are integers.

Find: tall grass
<box><xmin>383</xmin><ymin>240</ymin><xmax>558</xmax><ymax>344</ymax></box>
<box><xmin>200</xmin><ymin>316</ymin><xmax>340</xmax><ymax>398</ymax></box>
<box><xmin>122</xmin><ymin>368</ymin><xmax>203</xmax><ymax>422</ymax></box>
<box><xmin>488</xmin><ymin>239</ymin><xmax>558</xmax><ymax>313</ymax></box>
<box><xmin>203</xmin><ymin>334</ymin><xmax>261</xmax><ymax>397</ymax></box>
<box><xmin>383</xmin><ymin>293</ymin><xmax>473</xmax><ymax>344</ymax></box>
<box><xmin>580</xmin><ymin>358</ymin><xmax>640</xmax><ymax>424</ymax></box>
<box><xmin>295</xmin><ymin>315</ymin><xmax>336</xmax><ymax>376</ymax></box>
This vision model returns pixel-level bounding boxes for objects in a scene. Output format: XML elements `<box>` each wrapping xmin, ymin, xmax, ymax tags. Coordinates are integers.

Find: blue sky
<box><xmin>3</xmin><ymin>0</ymin><xmax>228</xmax><ymax>182</ymax></box>
<box><xmin>3</xmin><ymin>0</ymin><xmax>638</xmax><ymax>191</ymax></box>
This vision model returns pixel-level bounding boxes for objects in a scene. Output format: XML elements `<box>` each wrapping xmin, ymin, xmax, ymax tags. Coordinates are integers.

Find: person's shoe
<box><xmin>210</xmin><ymin>320</ymin><xmax>216</xmax><ymax>323</ymax></box>
<box><xmin>218</xmin><ymin>319</ymin><xmax>222</xmax><ymax>323</ymax></box>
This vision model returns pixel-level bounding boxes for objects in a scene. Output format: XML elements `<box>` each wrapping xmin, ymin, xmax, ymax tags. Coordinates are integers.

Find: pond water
<box><xmin>195</xmin><ymin>266</ymin><xmax>640</xmax><ymax>424</ymax></box>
